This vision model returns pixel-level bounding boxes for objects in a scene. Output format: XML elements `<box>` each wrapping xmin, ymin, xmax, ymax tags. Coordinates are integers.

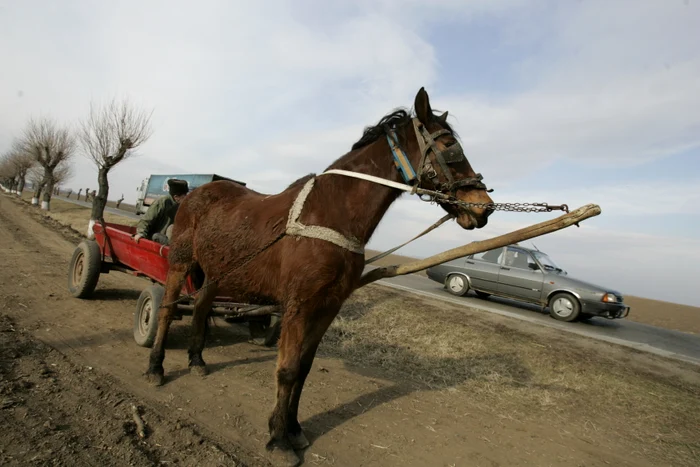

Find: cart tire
<box><xmin>67</xmin><ymin>240</ymin><xmax>102</xmax><ymax>298</ymax></box>
<box><xmin>134</xmin><ymin>285</ymin><xmax>165</xmax><ymax>348</ymax></box>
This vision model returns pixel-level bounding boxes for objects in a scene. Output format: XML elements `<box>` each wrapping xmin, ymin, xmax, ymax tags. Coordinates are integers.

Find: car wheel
<box><xmin>475</xmin><ymin>291</ymin><xmax>491</xmax><ymax>299</ymax></box>
<box><xmin>548</xmin><ymin>293</ymin><xmax>581</xmax><ymax>322</ymax></box>
<box><xmin>445</xmin><ymin>274</ymin><xmax>468</xmax><ymax>296</ymax></box>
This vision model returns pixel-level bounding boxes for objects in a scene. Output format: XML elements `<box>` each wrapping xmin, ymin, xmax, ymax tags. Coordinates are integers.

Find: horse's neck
<box><xmin>312</xmin><ymin>139</ymin><xmax>412</xmax><ymax>245</ymax></box>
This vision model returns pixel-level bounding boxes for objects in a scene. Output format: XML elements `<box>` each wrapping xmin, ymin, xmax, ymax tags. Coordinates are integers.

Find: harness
<box><xmin>285</xmin><ymin>117</ymin><xmax>488</xmax><ymax>255</ymax></box>
<box><xmin>157</xmin><ymin>117</ymin><xmax>568</xmax><ymax>308</ymax></box>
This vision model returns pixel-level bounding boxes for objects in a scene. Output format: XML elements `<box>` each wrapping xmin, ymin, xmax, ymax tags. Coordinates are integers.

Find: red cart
<box><xmin>66</xmin><ymin>222</ymin><xmax>280</xmax><ymax>348</ymax></box>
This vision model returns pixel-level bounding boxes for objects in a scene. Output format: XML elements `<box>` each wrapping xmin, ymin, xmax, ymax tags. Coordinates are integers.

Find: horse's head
<box><xmin>398</xmin><ymin>87</ymin><xmax>494</xmax><ymax>230</ymax></box>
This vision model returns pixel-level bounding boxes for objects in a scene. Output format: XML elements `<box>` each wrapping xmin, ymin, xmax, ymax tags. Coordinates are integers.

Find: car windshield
<box><xmin>532</xmin><ymin>251</ymin><xmax>565</xmax><ymax>273</ymax></box>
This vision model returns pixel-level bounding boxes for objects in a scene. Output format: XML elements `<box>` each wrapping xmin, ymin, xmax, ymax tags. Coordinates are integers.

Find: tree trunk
<box><xmin>87</xmin><ymin>167</ymin><xmax>110</xmax><ymax>239</ymax></box>
<box><xmin>17</xmin><ymin>176</ymin><xmax>26</xmax><ymax>196</ymax></box>
<box><xmin>42</xmin><ymin>173</ymin><xmax>54</xmax><ymax>210</ymax></box>
<box><xmin>32</xmin><ymin>181</ymin><xmax>46</xmax><ymax>206</ymax></box>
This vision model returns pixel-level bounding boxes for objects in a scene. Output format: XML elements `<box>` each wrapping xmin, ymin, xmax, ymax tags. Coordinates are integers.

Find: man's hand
<box><xmin>133</xmin><ymin>234</ymin><xmax>143</xmax><ymax>243</ymax></box>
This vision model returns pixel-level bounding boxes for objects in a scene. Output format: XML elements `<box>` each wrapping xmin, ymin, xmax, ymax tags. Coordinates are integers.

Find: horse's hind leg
<box><xmin>144</xmin><ymin>262</ymin><xmax>189</xmax><ymax>386</ymax></box>
<box><xmin>188</xmin><ymin>276</ymin><xmax>218</xmax><ymax>376</ymax></box>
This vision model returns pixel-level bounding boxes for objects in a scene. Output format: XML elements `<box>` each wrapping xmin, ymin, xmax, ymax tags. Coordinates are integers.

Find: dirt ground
<box><xmin>1</xmin><ymin>192</ymin><xmax>700</xmax><ymax>467</ymax></box>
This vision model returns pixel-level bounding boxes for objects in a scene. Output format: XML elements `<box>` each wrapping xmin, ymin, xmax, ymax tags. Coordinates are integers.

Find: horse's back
<box><xmin>181</xmin><ymin>179</ymin><xmax>299</xmax><ymax>277</ymax></box>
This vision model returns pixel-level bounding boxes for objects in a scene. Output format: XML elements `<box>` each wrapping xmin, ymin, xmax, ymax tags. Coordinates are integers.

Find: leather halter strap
<box><xmin>386</xmin><ymin>117</ymin><xmax>491</xmax><ymax>196</ymax></box>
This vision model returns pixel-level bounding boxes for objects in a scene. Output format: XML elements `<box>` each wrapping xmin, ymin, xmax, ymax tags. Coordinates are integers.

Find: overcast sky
<box><xmin>1</xmin><ymin>0</ymin><xmax>698</xmax><ymax>306</ymax></box>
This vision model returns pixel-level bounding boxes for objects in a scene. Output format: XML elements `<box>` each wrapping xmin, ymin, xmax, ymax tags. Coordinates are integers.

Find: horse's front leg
<box><xmin>286</xmin><ymin>306</ymin><xmax>338</xmax><ymax>451</ymax></box>
<box><xmin>267</xmin><ymin>304</ymin><xmax>339</xmax><ymax>465</ymax></box>
<box><xmin>144</xmin><ymin>263</ymin><xmax>189</xmax><ymax>386</ymax></box>
<box><xmin>266</xmin><ymin>307</ymin><xmax>305</xmax><ymax>467</ymax></box>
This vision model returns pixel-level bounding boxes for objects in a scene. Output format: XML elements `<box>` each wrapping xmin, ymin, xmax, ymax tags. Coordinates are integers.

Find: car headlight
<box><xmin>602</xmin><ymin>293</ymin><xmax>618</xmax><ymax>303</ymax></box>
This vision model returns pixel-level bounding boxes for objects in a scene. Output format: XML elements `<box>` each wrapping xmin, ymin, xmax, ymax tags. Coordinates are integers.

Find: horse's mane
<box><xmin>286</xmin><ymin>106</ymin><xmax>458</xmax><ymax>190</ymax></box>
<box><xmin>350</xmin><ymin>107</ymin><xmax>459</xmax><ymax>151</ymax></box>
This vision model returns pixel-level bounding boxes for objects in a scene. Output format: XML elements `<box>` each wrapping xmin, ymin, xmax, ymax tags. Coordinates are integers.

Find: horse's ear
<box><xmin>414</xmin><ymin>87</ymin><xmax>432</xmax><ymax>123</ymax></box>
<box><xmin>438</xmin><ymin>111</ymin><xmax>448</xmax><ymax>123</ymax></box>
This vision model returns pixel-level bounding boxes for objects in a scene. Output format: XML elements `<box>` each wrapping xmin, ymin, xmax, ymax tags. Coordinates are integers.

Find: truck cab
<box><xmin>134</xmin><ymin>173</ymin><xmax>246</xmax><ymax>215</ymax></box>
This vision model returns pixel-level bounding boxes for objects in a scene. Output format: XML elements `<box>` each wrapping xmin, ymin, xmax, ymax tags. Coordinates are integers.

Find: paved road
<box><xmin>51</xmin><ymin>195</ymin><xmax>700</xmax><ymax>366</ymax></box>
<box><xmin>55</xmin><ymin>195</ymin><xmax>140</xmax><ymax>220</ymax></box>
<box><xmin>371</xmin><ymin>269</ymin><xmax>700</xmax><ymax>366</ymax></box>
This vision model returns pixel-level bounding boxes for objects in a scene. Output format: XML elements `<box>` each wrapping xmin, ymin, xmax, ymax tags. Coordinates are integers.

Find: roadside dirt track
<box><xmin>1</xmin><ymin>193</ymin><xmax>698</xmax><ymax>467</ymax></box>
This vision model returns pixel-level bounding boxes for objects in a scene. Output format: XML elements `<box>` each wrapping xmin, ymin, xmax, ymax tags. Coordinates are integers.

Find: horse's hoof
<box><xmin>288</xmin><ymin>431</ymin><xmax>310</xmax><ymax>450</ymax></box>
<box><xmin>267</xmin><ymin>446</ymin><xmax>301</xmax><ymax>467</ymax></box>
<box><xmin>144</xmin><ymin>372</ymin><xmax>165</xmax><ymax>387</ymax></box>
<box><xmin>189</xmin><ymin>365</ymin><xmax>208</xmax><ymax>377</ymax></box>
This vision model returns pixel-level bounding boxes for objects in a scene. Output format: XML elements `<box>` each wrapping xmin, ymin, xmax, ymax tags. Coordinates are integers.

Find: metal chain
<box><xmin>421</xmin><ymin>194</ymin><xmax>569</xmax><ymax>214</ymax></box>
<box><xmin>459</xmin><ymin>201</ymin><xmax>570</xmax><ymax>214</ymax></box>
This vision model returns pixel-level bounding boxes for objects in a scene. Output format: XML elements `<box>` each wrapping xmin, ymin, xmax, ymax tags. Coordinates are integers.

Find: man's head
<box><xmin>167</xmin><ymin>178</ymin><xmax>189</xmax><ymax>203</ymax></box>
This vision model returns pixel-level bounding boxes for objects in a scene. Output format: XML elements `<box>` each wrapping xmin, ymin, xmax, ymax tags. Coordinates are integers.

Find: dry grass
<box><xmin>322</xmin><ymin>285</ymin><xmax>700</xmax><ymax>466</ymax></box>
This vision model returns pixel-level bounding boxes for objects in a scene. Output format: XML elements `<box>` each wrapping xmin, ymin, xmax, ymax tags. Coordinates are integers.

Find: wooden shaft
<box><xmin>358</xmin><ymin>203</ymin><xmax>602</xmax><ymax>287</ymax></box>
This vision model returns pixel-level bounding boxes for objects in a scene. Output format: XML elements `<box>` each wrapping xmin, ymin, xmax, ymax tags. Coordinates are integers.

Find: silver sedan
<box><xmin>426</xmin><ymin>244</ymin><xmax>630</xmax><ymax>322</ymax></box>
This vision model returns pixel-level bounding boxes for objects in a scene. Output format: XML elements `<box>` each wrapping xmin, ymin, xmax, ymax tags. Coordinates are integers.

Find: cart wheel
<box><xmin>248</xmin><ymin>314</ymin><xmax>282</xmax><ymax>348</ymax></box>
<box><xmin>67</xmin><ymin>240</ymin><xmax>102</xmax><ymax>299</ymax></box>
<box><xmin>133</xmin><ymin>285</ymin><xmax>164</xmax><ymax>348</ymax></box>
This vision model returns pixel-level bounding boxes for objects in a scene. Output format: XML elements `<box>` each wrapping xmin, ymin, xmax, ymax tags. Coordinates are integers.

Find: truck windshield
<box><xmin>533</xmin><ymin>251</ymin><xmax>564</xmax><ymax>273</ymax></box>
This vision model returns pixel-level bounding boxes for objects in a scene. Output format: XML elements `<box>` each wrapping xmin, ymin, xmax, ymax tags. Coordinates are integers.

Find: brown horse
<box><xmin>144</xmin><ymin>87</ymin><xmax>494</xmax><ymax>466</ymax></box>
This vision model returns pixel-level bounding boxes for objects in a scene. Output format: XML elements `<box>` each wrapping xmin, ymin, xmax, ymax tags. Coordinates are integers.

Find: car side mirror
<box><xmin>528</xmin><ymin>263</ymin><xmax>539</xmax><ymax>271</ymax></box>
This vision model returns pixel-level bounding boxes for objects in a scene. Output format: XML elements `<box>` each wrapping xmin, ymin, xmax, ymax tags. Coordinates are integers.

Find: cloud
<box><xmin>494</xmin><ymin>180</ymin><xmax>700</xmax><ymax>217</ymax></box>
<box><xmin>432</xmin><ymin>70</ymin><xmax>700</xmax><ymax>188</ymax></box>
<box><xmin>1</xmin><ymin>0</ymin><xmax>698</xmax><ymax>306</ymax></box>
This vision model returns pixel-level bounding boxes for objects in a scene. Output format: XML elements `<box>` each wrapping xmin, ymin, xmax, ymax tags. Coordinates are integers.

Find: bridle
<box><xmin>384</xmin><ymin>117</ymin><xmax>493</xmax><ymax>205</ymax></box>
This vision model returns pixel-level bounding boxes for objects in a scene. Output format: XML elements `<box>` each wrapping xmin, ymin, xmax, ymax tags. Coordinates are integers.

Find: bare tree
<box><xmin>0</xmin><ymin>153</ymin><xmax>17</xmax><ymax>192</ymax></box>
<box><xmin>0</xmin><ymin>145</ymin><xmax>35</xmax><ymax>196</ymax></box>
<box><xmin>27</xmin><ymin>165</ymin><xmax>46</xmax><ymax>202</ymax></box>
<box><xmin>53</xmin><ymin>160</ymin><xmax>73</xmax><ymax>189</ymax></box>
<box><xmin>80</xmin><ymin>97</ymin><xmax>153</xmax><ymax>237</ymax></box>
<box><xmin>10</xmin><ymin>143</ymin><xmax>35</xmax><ymax>196</ymax></box>
<box><xmin>20</xmin><ymin>117</ymin><xmax>76</xmax><ymax>210</ymax></box>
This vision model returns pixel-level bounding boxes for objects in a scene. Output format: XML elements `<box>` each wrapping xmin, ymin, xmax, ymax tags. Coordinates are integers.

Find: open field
<box><xmin>19</xmin><ymin>191</ymin><xmax>139</xmax><ymax>234</ymax></box>
<box><xmin>2</xmin><ymin>192</ymin><xmax>699</xmax><ymax>466</ymax></box>
<box><xmin>56</xmin><ymin>189</ymin><xmax>138</xmax><ymax>213</ymax></box>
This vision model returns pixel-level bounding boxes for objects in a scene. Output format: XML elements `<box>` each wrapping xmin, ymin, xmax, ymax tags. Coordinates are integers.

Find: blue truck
<box><xmin>134</xmin><ymin>173</ymin><xmax>246</xmax><ymax>215</ymax></box>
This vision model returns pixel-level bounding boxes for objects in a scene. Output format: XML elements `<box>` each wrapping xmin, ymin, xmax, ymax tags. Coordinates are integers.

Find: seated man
<box><xmin>133</xmin><ymin>178</ymin><xmax>189</xmax><ymax>245</ymax></box>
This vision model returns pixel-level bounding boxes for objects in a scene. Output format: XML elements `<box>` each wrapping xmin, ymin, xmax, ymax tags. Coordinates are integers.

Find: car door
<box><xmin>496</xmin><ymin>247</ymin><xmax>545</xmax><ymax>301</ymax></box>
<box><xmin>463</xmin><ymin>247</ymin><xmax>504</xmax><ymax>292</ymax></box>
